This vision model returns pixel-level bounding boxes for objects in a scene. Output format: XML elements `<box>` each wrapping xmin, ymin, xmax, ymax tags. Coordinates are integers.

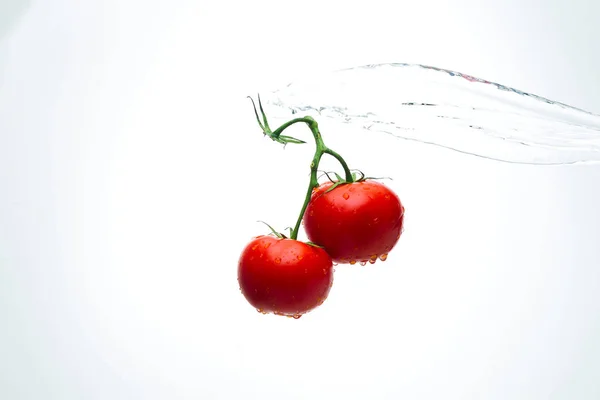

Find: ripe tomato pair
<box><xmin>238</xmin><ymin>179</ymin><xmax>404</xmax><ymax>318</ymax></box>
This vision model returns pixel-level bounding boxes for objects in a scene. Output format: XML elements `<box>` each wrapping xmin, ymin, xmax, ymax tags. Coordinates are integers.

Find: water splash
<box><xmin>264</xmin><ymin>63</ymin><xmax>600</xmax><ymax>165</ymax></box>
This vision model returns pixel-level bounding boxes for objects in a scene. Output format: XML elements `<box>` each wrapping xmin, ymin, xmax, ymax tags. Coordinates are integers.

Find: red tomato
<box><xmin>238</xmin><ymin>235</ymin><xmax>334</xmax><ymax>318</ymax></box>
<box><xmin>303</xmin><ymin>180</ymin><xmax>405</xmax><ymax>265</ymax></box>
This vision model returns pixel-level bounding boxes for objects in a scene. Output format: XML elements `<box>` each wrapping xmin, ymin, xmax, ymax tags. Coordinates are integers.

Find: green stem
<box><xmin>291</xmin><ymin>150</ymin><xmax>323</xmax><ymax>241</ymax></box>
<box><xmin>270</xmin><ymin>116</ymin><xmax>353</xmax><ymax>240</ymax></box>
<box><xmin>324</xmin><ymin>148</ymin><xmax>352</xmax><ymax>182</ymax></box>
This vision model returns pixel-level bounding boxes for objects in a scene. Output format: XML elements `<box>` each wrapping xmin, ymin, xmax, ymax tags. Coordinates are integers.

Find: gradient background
<box><xmin>1</xmin><ymin>1</ymin><xmax>600</xmax><ymax>399</ymax></box>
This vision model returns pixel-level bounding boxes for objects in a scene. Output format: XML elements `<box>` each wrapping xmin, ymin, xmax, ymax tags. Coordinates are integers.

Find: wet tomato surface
<box><xmin>303</xmin><ymin>180</ymin><xmax>404</xmax><ymax>265</ymax></box>
<box><xmin>238</xmin><ymin>235</ymin><xmax>334</xmax><ymax>317</ymax></box>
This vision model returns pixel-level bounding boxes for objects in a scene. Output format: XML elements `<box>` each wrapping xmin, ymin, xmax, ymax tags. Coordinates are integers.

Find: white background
<box><xmin>1</xmin><ymin>1</ymin><xmax>600</xmax><ymax>399</ymax></box>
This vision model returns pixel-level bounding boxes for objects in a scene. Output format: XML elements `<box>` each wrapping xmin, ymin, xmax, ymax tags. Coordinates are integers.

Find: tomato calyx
<box><xmin>257</xmin><ymin>220</ymin><xmax>323</xmax><ymax>248</ymax></box>
<box><xmin>258</xmin><ymin>220</ymin><xmax>288</xmax><ymax>239</ymax></box>
<box><xmin>320</xmin><ymin>170</ymin><xmax>391</xmax><ymax>193</ymax></box>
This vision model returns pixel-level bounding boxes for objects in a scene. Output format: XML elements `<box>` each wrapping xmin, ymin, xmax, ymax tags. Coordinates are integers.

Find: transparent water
<box><xmin>2</xmin><ymin>60</ymin><xmax>600</xmax><ymax>399</ymax></box>
<box><xmin>266</xmin><ymin>63</ymin><xmax>600</xmax><ymax>165</ymax></box>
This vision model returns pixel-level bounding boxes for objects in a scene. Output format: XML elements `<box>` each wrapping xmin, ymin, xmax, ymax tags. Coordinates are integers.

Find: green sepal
<box><xmin>325</xmin><ymin>181</ymin><xmax>344</xmax><ymax>193</ymax></box>
<box><xmin>249</xmin><ymin>95</ymin><xmax>305</xmax><ymax>146</ymax></box>
<box><xmin>258</xmin><ymin>220</ymin><xmax>285</xmax><ymax>239</ymax></box>
<box><xmin>248</xmin><ymin>96</ymin><xmax>265</xmax><ymax>132</ymax></box>
<box><xmin>257</xmin><ymin>94</ymin><xmax>271</xmax><ymax>132</ymax></box>
<box><xmin>276</xmin><ymin>134</ymin><xmax>306</xmax><ymax>145</ymax></box>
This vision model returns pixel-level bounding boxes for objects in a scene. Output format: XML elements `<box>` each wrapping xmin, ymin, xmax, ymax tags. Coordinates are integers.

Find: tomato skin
<box><xmin>238</xmin><ymin>235</ymin><xmax>333</xmax><ymax>316</ymax></box>
<box><xmin>303</xmin><ymin>180</ymin><xmax>404</xmax><ymax>264</ymax></box>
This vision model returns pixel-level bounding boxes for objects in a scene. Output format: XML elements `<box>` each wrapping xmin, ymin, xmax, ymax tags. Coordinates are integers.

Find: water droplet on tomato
<box><xmin>349</xmin><ymin>260</ymin><xmax>356</xmax><ymax>265</ymax></box>
<box><xmin>264</xmin><ymin>242</ymin><xmax>271</xmax><ymax>249</ymax></box>
<box><xmin>379</xmin><ymin>253</ymin><xmax>388</xmax><ymax>261</ymax></box>
<box><xmin>359</xmin><ymin>261</ymin><xmax>367</xmax><ymax>266</ymax></box>
<box><xmin>257</xmin><ymin>308</ymin><xmax>267</xmax><ymax>314</ymax></box>
<box><xmin>309</xmin><ymin>210</ymin><xmax>314</xmax><ymax>216</ymax></box>
<box><xmin>297</xmin><ymin>254</ymin><xmax>304</xmax><ymax>260</ymax></box>
<box><xmin>369</xmin><ymin>259</ymin><xmax>376</xmax><ymax>264</ymax></box>
<box><xmin>274</xmin><ymin>257</ymin><xmax>281</xmax><ymax>264</ymax></box>
<box><xmin>251</xmin><ymin>244</ymin><xmax>258</xmax><ymax>250</ymax></box>
<box><xmin>385</xmin><ymin>194</ymin><xmax>391</xmax><ymax>200</ymax></box>
<box><xmin>343</xmin><ymin>193</ymin><xmax>350</xmax><ymax>200</ymax></box>
<box><xmin>322</xmin><ymin>268</ymin><xmax>326</xmax><ymax>275</ymax></box>
<box><xmin>363</xmin><ymin>186</ymin><xmax>371</xmax><ymax>191</ymax></box>
<box><xmin>292</xmin><ymin>314</ymin><xmax>302</xmax><ymax>319</ymax></box>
